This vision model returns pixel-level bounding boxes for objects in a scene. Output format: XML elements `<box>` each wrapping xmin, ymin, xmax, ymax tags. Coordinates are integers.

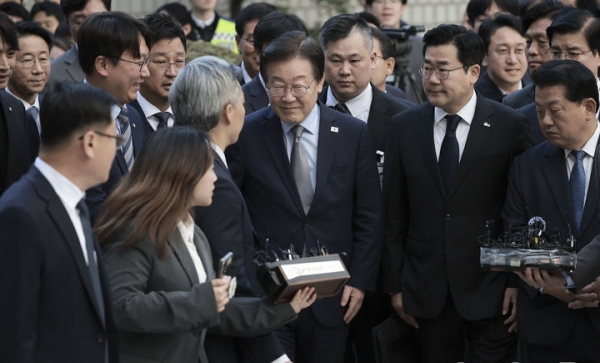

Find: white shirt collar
<box><xmin>499</xmin><ymin>80</ymin><xmax>523</xmax><ymax>96</ymax></box>
<box><xmin>34</xmin><ymin>157</ymin><xmax>85</xmax><ymax>210</ymax></box>
<box><xmin>191</xmin><ymin>11</ymin><xmax>215</xmax><ymax>28</ymax></box>
<box><xmin>210</xmin><ymin>141</ymin><xmax>227</xmax><ymax>169</ymax></box>
<box><xmin>5</xmin><ymin>87</ymin><xmax>40</xmax><ymax>110</ymax></box>
<box><xmin>136</xmin><ymin>92</ymin><xmax>173</xmax><ymax>130</ymax></box>
<box><xmin>434</xmin><ymin>91</ymin><xmax>478</xmax><ymax>126</ymax></box>
<box><xmin>241</xmin><ymin>61</ymin><xmax>252</xmax><ymax>84</ymax></box>
<box><xmin>563</xmin><ymin>121</ymin><xmax>600</xmax><ymax>159</ymax></box>
<box><xmin>325</xmin><ymin>84</ymin><xmax>373</xmax><ymax>123</ymax></box>
<box><xmin>280</xmin><ymin>103</ymin><xmax>320</xmax><ymax>136</ymax></box>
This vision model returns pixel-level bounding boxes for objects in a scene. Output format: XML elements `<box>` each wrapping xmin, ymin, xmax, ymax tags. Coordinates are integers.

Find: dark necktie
<box><xmin>570</xmin><ymin>150</ymin><xmax>586</xmax><ymax>231</ymax></box>
<box><xmin>438</xmin><ymin>114</ymin><xmax>461</xmax><ymax>194</ymax></box>
<box><xmin>290</xmin><ymin>125</ymin><xmax>313</xmax><ymax>214</ymax></box>
<box><xmin>154</xmin><ymin>112</ymin><xmax>170</xmax><ymax>129</ymax></box>
<box><xmin>333</xmin><ymin>102</ymin><xmax>352</xmax><ymax>115</ymax></box>
<box><xmin>76</xmin><ymin>199</ymin><xmax>106</xmax><ymax>326</ymax></box>
<box><xmin>118</xmin><ymin>107</ymin><xmax>134</xmax><ymax>170</ymax></box>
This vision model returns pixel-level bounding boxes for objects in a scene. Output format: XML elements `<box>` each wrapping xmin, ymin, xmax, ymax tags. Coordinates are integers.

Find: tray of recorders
<box><xmin>479</xmin><ymin>217</ymin><xmax>577</xmax><ymax>272</ymax></box>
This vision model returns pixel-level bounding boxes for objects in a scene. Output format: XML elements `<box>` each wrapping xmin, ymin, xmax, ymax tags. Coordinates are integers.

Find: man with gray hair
<box><xmin>170</xmin><ymin>55</ymin><xmax>291</xmax><ymax>363</ymax></box>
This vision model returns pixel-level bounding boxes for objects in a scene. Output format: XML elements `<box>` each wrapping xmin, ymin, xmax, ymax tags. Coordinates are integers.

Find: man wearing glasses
<box><xmin>227</xmin><ymin>31</ymin><xmax>382</xmax><ymax>363</ymax></box>
<box><xmin>129</xmin><ymin>13</ymin><xmax>185</xmax><ymax>135</ymax></box>
<box><xmin>382</xmin><ymin>24</ymin><xmax>532</xmax><ymax>363</ymax></box>
<box><xmin>78</xmin><ymin>11</ymin><xmax>152</xmax><ymax>222</ymax></box>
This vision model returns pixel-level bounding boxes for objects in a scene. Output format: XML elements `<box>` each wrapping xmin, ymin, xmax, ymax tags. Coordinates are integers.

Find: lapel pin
<box><xmin>331</xmin><ymin>126</ymin><xmax>338</xmax><ymax>133</ymax></box>
<box><xmin>132</xmin><ymin>123</ymin><xmax>136</xmax><ymax>128</ymax></box>
<box><xmin>8</xmin><ymin>106</ymin><xmax>12</xmax><ymax>112</ymax></box>
<box><xmin>483</xmin><ymin>122</ymin><xmax>491</xmax><ymax>127</ymax></box>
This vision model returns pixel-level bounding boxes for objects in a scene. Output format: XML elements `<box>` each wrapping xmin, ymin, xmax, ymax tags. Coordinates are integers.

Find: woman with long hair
<box><xmin>96</xmin><ymin>127</ymin><xmax>315</xmax><ymax>363</ymax></box>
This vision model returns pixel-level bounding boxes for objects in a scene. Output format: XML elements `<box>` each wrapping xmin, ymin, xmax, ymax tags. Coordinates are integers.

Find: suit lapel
<box><xmin>541</xmin><ymin>146</ymin><xmax>573</xmax><ymax>229</ymax></box>
<box><xmin>30</xmin><ymin>168</ymin><xmax>105</xmax><ymax>323</ymax></box>
<box><xmin>64</xmin><ymin>47</ymin><xmax>85</xmax><ymax>82</ymax></box>
<box><xmin>453</xmin><ymin>97</ymin><xmax>495</xmax><ymax>194</ymax></box>
<box><xmin>367</xmin><ymin>88</ymin><xmax>392</xmax><ymax>152</ymax></box>
<box><xmin>193</xmin><ymin>226</ymin><xmax>215</xmax><ymax>279</ymax></box>
<box><xmin>260</xmin><ymin>109</ymin><xmax>305</xmax><ymax>214</ymax></box>
<box><xmin>166</xmin><ymin>228</ymin><xmax>200</xmax><ymax>286</ymax></box>
<box><xmin>313</xmin><ymin>105</ymin><xmax>339</xmax><ymax>207</ymax></box>
<box><xmin>416</xmin><ymin>104</ymin><xmax>445</xmax><ymax>195</ymax></box>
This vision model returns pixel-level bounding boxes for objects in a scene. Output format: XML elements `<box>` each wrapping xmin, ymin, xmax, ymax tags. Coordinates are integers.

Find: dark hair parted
<box><xmin>521</xmin><ymin>0</ymin><xmax>564</xmax><ymax>32</ymax></box>
<box><xmin>260</xmin><ymin>30</ymin><xmax>324</xmax><ymax>83</ymax></box>
<box><xmin>155</xmin><ymin>2</ymin><xmax>193</xmax><ymax>28</ymax></box>
<box><xmin>235</xmin><ymin>2</ymin><xmax>276</xmax><ymax>37</ymax></box>
<box><xmin>31</xmin><ymin>1</ymin><xmax>66</xmax><ymax>24</ymax></box>
<box><xmin>547</xmin><ymin>9</ymin><xmax>600</xmax><ymax>54</ymax></box>
<box><xmin>478</xmin><ymin>13</ymin><xmax>524</xmax><ymax>53</ymax></box>
<box><xmin>533</xmin><ymin>59</ymin><xmax>599</xmax><ymax>112</ymax></box>
<box><xmin>61</xmin><ymin>0</ymin><xmax>111</xmax><ymax>19</ymax></box>
<box><xmin>142</xmin><ymin>12</ymin><xmax>186</xmax><ymax>51</ymax></box>
<box><xmin>78</xmin><ymin>11</ymin><xmax>152</xmax><ymax>76</ymax></box>
<box><xmin>16</xmin><ymin>21</ymin><xmax>52</xmax><ymax>49</ymax></box>
<box><xmin>422</xmin><ymin>24</ymin><xmax>485</xmax><ymax>67</ymax></box>
<box><xmin>253</xmin><ymin>11</ymin><xmax>307</xmax><ymax>53</ymax></box>
<box><xmin>319</xmin><ymin>13</ymin><xmax>373</xmax><ymax>51</ymax></box>
<box><xmin>94</xmin><ymin>127</ymin><xmax>214</xmax><ymax>257</ymax></box>
<box><xmin>0</xmin><ymin>11</ymin><xmax>19</xmax><ymax>51</ymax></box>
<box><xmin>40</xmin><ymin>82</ymin><xmax>116</xmax><ymax>148</ymax></box>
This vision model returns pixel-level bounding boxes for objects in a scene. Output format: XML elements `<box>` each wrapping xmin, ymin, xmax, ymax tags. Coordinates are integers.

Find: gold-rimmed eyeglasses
<box><xmin>418</xmin><ymin>64</ymin><xmax>466</xmax><ymax>80</ymax></box>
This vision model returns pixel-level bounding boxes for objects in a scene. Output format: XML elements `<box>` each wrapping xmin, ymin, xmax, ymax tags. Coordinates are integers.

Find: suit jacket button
<box><xmin>96</xmin><ymin>335</ymin><xmax>105</xmax><ymax>344</ymax></box>
<box><xmin>445</xmin><ymin>214</ymin><xmax>451</xmax><ymax>220</ymax></box>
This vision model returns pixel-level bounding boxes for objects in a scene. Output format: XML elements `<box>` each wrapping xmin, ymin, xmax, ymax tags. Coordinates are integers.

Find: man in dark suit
<box><xmin>128</xmin><ymin>13</ymin><xmax>184</xmax><ymax>136</ymax></box>
<box><xmin>0</xmin><ymin>82</ymin><xmax>120</xmax><ymax>362</ymax></box>
<box><xmin>227</xmin><ymin>31</ymin><xmax>382</xmax><ymax>363</ymax></box>
<box><xmin>505</xmin><ymin>60</ymin><xmax>600</xmax><ymax>362</ymax></box>
<box><xmin>475</xmin><ymin>14</ymin><xmax>531</xmax><ymax>103</ymax></box>
<box><xmin>242</xmin><ymin>11</ymin><xmax>307</xmax><ymax>115</ymax></box>
<box><xmin>319</xmin><ymin>14</ymin><xmax>411</xmax><ymax>153</ymax></box>
<box><xmin>382</xmin><ymin>24</ymin><xmax>532</xmax><ymax>363</ymax></box>
<box><xmin>0</xmin><ymin>13</ymin><xmax>36</xmax><ymax>197</ymax></box>
<box><xmin>317</xmin><ymin>14</ymin><xmax>411</xmax><ymax>363</ymax></box>
<box><xmin>79</xmin><ymin>12</ymin><xmax>151</xmax><ymax>221</ymax></box>
<box><xmin>171</xmin><ymin>56</ymin><xmax>290</xmax><ymax>363</ymax></box>
<box><xmin>44</xmin><ymin>0</ymin><xmax>110</xmax><ymax>92</ymax></box>
<box><xmin>502</xmin><ymin>0</ymin><xmax>565</xmax><ymax>110</ymax></box>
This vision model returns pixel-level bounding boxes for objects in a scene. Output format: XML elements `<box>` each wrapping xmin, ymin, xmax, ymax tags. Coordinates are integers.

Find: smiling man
<box><xmin>129</xmin><ymin>13</ymin><xmax>185</xmax><ymax>135</ymax></box>
<box><xmin>475</xmin><ymin>13</ymin><xmax>530</xmax><ymax>102</ymax></box>
<box><xmin>78</xmin><ymin>11</ymin><xmax>152</xmax><ymax>221</ymax></box>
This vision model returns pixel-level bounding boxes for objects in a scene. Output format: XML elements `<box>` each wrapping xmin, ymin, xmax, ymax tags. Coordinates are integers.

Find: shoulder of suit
<box><xmin>0</xmin><ymin>91</ymin><xmax>25</xmax><ymax>115</ymax></box>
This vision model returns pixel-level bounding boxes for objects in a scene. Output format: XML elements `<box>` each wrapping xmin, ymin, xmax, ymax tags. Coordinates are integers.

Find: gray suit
<box><xmin>103</xmin><ymin>225</ymin><xmax>297</xmax><ymax>363</ymax></box>
<box><xmin>45</xmin><ymin>46</ymin><xmax>85</xmax><ymax>92</ymax></box>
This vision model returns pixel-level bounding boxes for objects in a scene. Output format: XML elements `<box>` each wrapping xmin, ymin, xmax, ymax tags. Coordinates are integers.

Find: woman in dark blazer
<box><xmin>96</xmin><ymin>127</ymin><xmax>316</xmax><ymax>363</ymax></box>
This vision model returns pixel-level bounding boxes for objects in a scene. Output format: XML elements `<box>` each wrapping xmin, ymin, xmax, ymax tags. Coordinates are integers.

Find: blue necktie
<box><xmin>570</xmin><ymin>150</ymin><xmax>586</xmax><ymax>231</ymax></box>
<box><xmin>439</xmin><ymin>114</ymin><xmax>461</xmax><ymax>193</ymax></box>
<box><xmin>154</xmin><ymin>112</ymin><xmax>170</xmax><ymax>129</ymax></box>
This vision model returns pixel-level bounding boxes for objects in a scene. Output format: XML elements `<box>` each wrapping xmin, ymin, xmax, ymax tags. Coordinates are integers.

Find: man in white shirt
<box><xmin>7</xmin><ymin>21</ymin><xmax>52</xmax><ymax>137</ymax></box>
<box><xmin>0</xmin><ymin>82</ymin><xmax>120</xmax><ymax>362</ymax></box>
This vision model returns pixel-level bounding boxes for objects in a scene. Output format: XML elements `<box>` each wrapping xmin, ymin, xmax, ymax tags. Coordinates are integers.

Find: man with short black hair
<box><xmin>235</xmin><ymin>2</ymin><xmax>276</xmax><ymax>85</ymax></box>
<box><xmin>45</xmin><ymin>0</ymin><xmax>111</xmax><ymax>91</ymax></box>
<box><xmin>79</xmin><ymin>11</ymin><xmax>151</xmax><ymax>221</ymax></box>
<box><xmin>505</xmin><ymin>59</ymin><xmax>600</xmax><ymax>362</ymax></box>
<box><xmin>383</xmin><ymin>24</ymin><xmax>532</xmax><ymax>363</ymax></box>
<box><xmin>0</xmin><ymin>81</ymin><xmax>120</xmax><ymax>363</ymax></box>
<box><xmin>129</xmin><ymin>12</ymin><xmax>185</xmax><ymax>135</ymax></box>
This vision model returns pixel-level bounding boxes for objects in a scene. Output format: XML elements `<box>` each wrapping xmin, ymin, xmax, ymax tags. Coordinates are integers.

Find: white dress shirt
<box><xmin>177</xmin><ymin>215</ymin><xmax>207</xmax><ymax>283</ymax></box>
<box><xmin>34</xmin><ymin>157</ymin><xmax>90</xmax><ymax>264</ymax></box>
<box><xmin>433</xmin><ymin>92</ymin><xmax>478</xmax><ymax>161</ymax></box>
<box><xmin>563</xmin><ymin>121</ymin><xmax>600</xmax><ymax>206</ymax></box>
<box><xmin>135</xmin><ymin>92</ymin><xmax>175</xmax><ymax>130</ymax></box>
<box><xmin>281</xmin><ymin>104</ymin><xmax>320</xmax><ymax>191</ymax></box>
<box><xmin>325</xmin><ymin>83</ymin><xmax>373</xmax><ymax>123</ymax></box>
